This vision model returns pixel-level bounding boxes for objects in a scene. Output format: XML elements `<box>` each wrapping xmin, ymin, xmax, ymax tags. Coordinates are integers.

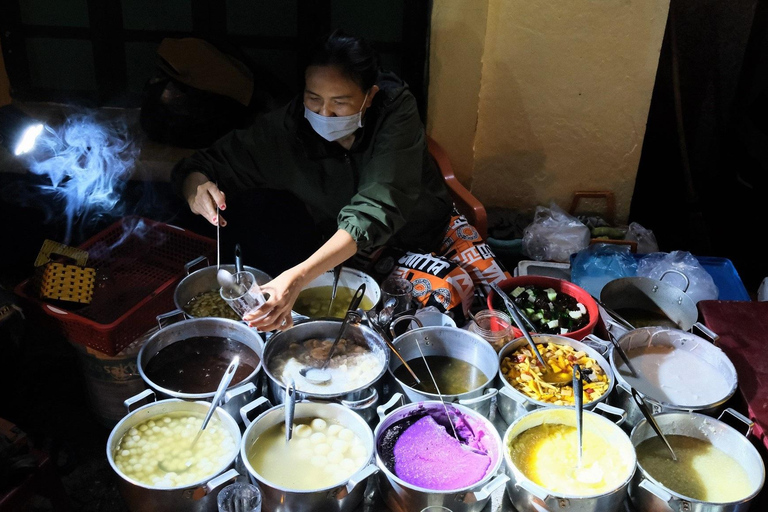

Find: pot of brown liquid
<box><xmin>137</xmin><ymin>317</ymin><xmax>264</xmax><ymax>423</ymax></box>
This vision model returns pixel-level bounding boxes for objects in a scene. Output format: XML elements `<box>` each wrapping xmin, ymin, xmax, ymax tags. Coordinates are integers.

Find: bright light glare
<box><xmin>14</xmin><ymin>123</ymin><xmax>44</xmax><ymax>155</ymax></box>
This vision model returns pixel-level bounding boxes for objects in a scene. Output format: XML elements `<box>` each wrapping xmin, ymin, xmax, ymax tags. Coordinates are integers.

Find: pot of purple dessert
<box><xmin>373</xmin><ymin>394</ymin><xmax>508</xmax><ymax>512</ymax></box>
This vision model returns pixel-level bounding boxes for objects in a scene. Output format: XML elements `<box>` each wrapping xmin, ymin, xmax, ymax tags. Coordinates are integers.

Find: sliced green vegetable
<box><xmin>511</xmin><ymin>286</ymin><xmax>526</xmax><ymax>298</ymax></box>
<box><xmin>568</xmin><ymin>310</ymin><xmax>582</xmax><ymax>319</ymax></box>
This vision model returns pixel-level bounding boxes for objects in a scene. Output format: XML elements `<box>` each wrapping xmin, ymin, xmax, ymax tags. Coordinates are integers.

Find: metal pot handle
<box><xmin>691</xmin><ymin>322</ymin><xmax>719</xmax><ymax>343</ymax></box>
<box><xmin>466</xmin><ymin>473</ymin><xmax>509</xmax><ymax>502</ymax></box>
<box><xmin>458</xmin><ymin>388</ymin><xmax>499</xmax><ymax>406</ymax></box>
<box><xmin>659</xmin><ymin>269</ymin><xmax>690</xmax><ymax>293</ymax></box>
<box><xmin>593</xmin><ymin>402</ymin><xmax>627</xmax><ymax>426</ymax></box>
<box><xmin>718</xmin><ymin>408</ymin><xmax>754</xmax><ymax>438</ymax></box>
<box><xmin>389</xmin><ymin>315</ymin><xmax>423</xmax><ymax>339</ymax></box>
<box><xmin>639</xmin><ymin>478</ymin><xmax>674</xmax><ymax>504</ymax></box>
<box><xmin>184</xmin><ymin>255</ymin><xmax>209</xmax><ymax>275</ymax></box>
<box><xmin>340</xmin><ymin>387</ymin><xmax>378</xmax><ymax>410</ymax></box>
<box><xmin>377</xmin><ymin>393</ymin><xmax>404</xmax><ymax>421</ymax></box>
<box><xmin>124</xmin><ymin>389</ymin><xmax>155</xmax><ymax>413</ymax></box>
<box><xmin>581</xmin><ymin>334</ymin><xmax>612</xmax><ymax>356</ymax></box>
<box><xmin>517</xmin><ymin>477</ymin><xmax>550</xmax><ymax>502</ymax></box>
<box><xmin>240</xmin><ymin>396</ymin><xmax>272</xmax><ymax>427</ymax></box>
<box><xmin>339</xmin><ymin>464</ymin><xmax>378</xmax><ymax>499</ymax></box>
<box><xmin>156</xmin><ymin>309</ymin><xmax>186</xmax><ymax>329</ymax></box>
<box><xmin>195</xmin><ymin>468</ymin><xmax>239</xmax><ymax>500</ymax></box>
<box><xmin>224</xmin><ymin>382</ymin><xmax>256</xmax><ymax>405</ymax></box>
<box><xmin>499</xmin><ymin>385</ymin><xmax>531</xmax><ymax>408</ymax></box>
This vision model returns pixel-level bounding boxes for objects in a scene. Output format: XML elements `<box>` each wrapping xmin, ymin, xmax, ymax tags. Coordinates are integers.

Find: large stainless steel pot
<box><xmin>503</xmin><ymin>407</ymin><xmax>636</xmax><ymax>511</ymax></box>
<box><xmin>629</xmin><ymin>409</ymin><xmax>765</xmax><ymax>512</ymax></box>
<box><xmin>106</xmin><ymin>392</ymin><xmax>241</xmax><ymax>512</ymax></box>
<box><xmin>387</xmin><ymin>318</ymin><xmax>499</xmax><ymax>418</ymax></box>
<box><xmin>174</xmin><ymin>256</ymin><xmax>271</xmax><ymax>318</ymax></box>
<box><xmin>609</xmin><ymin>327</ymin><xmax>738</xmax><ymax>431</ymax></box>
<box><xmin>262</xmin><ymin>320</ymin><xmax>389</xmax><ymax>425</ymax></box>
<box><xmin>137</xmin><ymin>316</ymin><xmax>264</xmax><ymax>424</ymax></box>
<box><xmin>238</xmin><ymin>398</ymin><xmax>378</xmax><ymax>512</ymax></box>
<box><xmin>496</xmin><ymin>334</ymin><xmax>621</xmax><ymax>426</ymax></box>
<box><xmin>374</xmin><ymin>395</ymin><xmax>509</xmax><ymax>512</ymax></box>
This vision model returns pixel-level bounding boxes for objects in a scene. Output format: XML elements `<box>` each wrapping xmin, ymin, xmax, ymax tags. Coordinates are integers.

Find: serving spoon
<box><xmin>490</xmin><ymin>282</ymin><xmax>571</xmax><ymax>386</ymax></box>
<box><xmin>158</xmin><ymin>356</ymin><xmax>240</xmax><ymax>473</ymax></box>
<box><xmin>632</xmin><ymin>388</ymin><xmax>678</xmax><ymax>461</ymax></box>
<box><xmin>299</xmin><ymin>283</ymin><xmax>366</xmax><ymax>384</ymax></box>
<box><xmin>327</xmin><ymin>264</ymin><xmax>343</xmax><ymax>317</ymax></box>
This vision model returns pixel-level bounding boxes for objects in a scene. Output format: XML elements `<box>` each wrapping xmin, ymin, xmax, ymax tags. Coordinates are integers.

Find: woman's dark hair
<box><xmin>306</xmin><ymin>29</ymin><xmax>381</xmax><ymax>91</ymax></box>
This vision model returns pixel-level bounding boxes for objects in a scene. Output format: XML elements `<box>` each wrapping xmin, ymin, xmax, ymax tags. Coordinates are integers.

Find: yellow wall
<box><xmin>0</xmin><ymin>39</ymin><xmax>11</xmax><ymax>106</ymax></box>
<box><xmin>428</xmin><ymin>0</ymin><xmax>670</xmax><ymax>223</ymax></box>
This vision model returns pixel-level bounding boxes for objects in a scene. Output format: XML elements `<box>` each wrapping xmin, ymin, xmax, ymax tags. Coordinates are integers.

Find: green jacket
<box><xmin>171</xmin><ymin>71</ymin><xmax>453</xmax><ymax>252</ymax></box>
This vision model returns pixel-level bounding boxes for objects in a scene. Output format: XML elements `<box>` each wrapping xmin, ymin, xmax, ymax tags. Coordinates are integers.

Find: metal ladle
<box><xmin>158</xmin><ymin>356</ymin><xmax>240</xmax><ymax>473</ymax></box>
<box><xmin>284</xmin><ymin>378</ymin><xmax>296</xmax><ymax>442</ymax></box>
<box><xmin>364</xmin><ymin>310</ymin><xmax>421</xmax><ymax>386</ymax></box>
<box><xmin>574</xmin><ymin>364</ymin><xmax>584</xmax><ymax>467</ymax></box>
<box><xmin>327</xmin><ymin>264</ymin><xmax>343</xmax><ymax>317</ymax></box>
<box><xmin>490</xmin><ymin>282</ymin><xmax>570</xmax><ymax>386</ymax></box>
<box><xmin>632</xmin><ymin>388</ymin><xmax>678</xmax><ymax>461</ymax></box>
<box><xmin>299</xmin><ymin>283</ymin><xmax>366</xmax><ymax>384</ymax></box>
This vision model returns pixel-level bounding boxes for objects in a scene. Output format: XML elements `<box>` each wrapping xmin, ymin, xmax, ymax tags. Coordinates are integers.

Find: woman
<box><xmin>172</xmin><ymin>30</ymin><xmax>455</xmax><ymax>331</ymax></box>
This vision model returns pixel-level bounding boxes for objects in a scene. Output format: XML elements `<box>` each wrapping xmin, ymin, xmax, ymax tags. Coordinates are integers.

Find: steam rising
<box><xmin>25</xmin><ymin>113</ymin><xmax>139</xmax><ymax>244</ymax></box>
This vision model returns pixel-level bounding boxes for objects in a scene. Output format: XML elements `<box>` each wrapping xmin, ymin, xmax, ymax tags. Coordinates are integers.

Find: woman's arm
<box><xmin>244</xmin><ymin>229</ymin><xmax>358</xmax><ymax>331</ymax></box>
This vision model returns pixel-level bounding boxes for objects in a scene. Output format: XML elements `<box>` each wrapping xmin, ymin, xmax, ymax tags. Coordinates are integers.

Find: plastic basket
<box><xmin>14</xmin><ymin>216</ymin><xmax>215</xmax><ymax>355</ymax></box>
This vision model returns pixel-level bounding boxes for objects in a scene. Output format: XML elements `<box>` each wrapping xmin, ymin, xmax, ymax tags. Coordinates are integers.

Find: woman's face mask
<box><xmin>304</xmin><ymin>91</ymin><xmax>369</xmax><ymax>142</ymax></box>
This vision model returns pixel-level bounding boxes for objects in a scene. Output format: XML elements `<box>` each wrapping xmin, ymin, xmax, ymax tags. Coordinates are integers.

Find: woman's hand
<box><xmin>183</xmin><ymin>172</ymin><xmax>227</xmax><ymax>226</ymax></box>
<box><xmin>244</xmin><ymin>269</ymin><xmax>305</xmax><ymax>331</ymax></box>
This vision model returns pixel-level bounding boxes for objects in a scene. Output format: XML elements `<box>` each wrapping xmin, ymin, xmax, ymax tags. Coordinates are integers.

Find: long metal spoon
<box><xmin>591</xmin><ymin>295</ymin><xmax>636</xmax><ymax>331</ymax></box>
<box><xmin>632</xmin><ymin>388</ymin><xmax>678</xmax><ymax>461</ymax></box>
<box><xmin>364</xmin><ymin>310</ymin><xmax>421</xmax><ymax>386</ymax></box>
<box><xmin>158</xmin><ymin>356</ymin><xmax>240</xmax><ymax>473</ymax></box>
<box><xmin>490</xmin><ymin>282</ymin><xmax>570</xmax><ymax>386</ymax></box>
<box><xmin>574</xmin><ymin>364</ymin><xmax>584</xmax><ymax>468</ymax></box>
<box><xmin>300</xmin><ymin>283</ymin><xmax>366</xmax><ymax>384</ymax></box>
<box><xmin>327</xmin><ymin>264</ymin><xmax>343</xmax><ymax>317</ymax></box>
<box><xmin>606</xmin><ymin>328</ymin><xmax>639</xmax><ymax>377</ymax></box>
<box><xmin>284</xmin><ymin>378</ymin><xmax>296</xmax><ymax>442</ymax></box>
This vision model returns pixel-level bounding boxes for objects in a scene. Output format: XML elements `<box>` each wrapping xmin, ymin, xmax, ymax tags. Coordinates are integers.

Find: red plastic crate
<box><xmin>14</xmin><ymin>216</ymin><xmax>216</xmax><ymax>355</ymax></box>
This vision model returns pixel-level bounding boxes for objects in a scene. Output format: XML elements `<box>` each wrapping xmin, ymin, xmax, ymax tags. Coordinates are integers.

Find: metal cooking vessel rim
<box><xmin>503</xmin><ymin>407</ymin><xmax>637</xmax><ymax>500</ymax></box>
<box><xmin>106</xmin><ymin>398</ymin><xmax>241</xmax><ymax>490</ymax></box>
<box><xmin>239</xmin><ymin>401</ymin><xmax>374</xmax><ymax>493</ymax></box>
<box><xmin>609</xmin><ymin>326</ymin><xmax>737</xmax><ymax>410</ymax></box>
<box><xmin>137</xmin><ymin>317</ymin><xmax>264</xmax><ymax>399</ymax></box>
<box><xmin>496</xmin><ymin>334</ymin><xmax>615</xmax><ymax>407</ymax></box>
<box><xmin>262</xmin><ymin>320</ymin><xmax>389</xmax><ymax>398</ymax></box>
<box><xmin>372</xmin><ymin>400</ymin><xmax>504</xmax><ymax>494</ymax></box>
<box><xmin>174</xmin><ymin>263</ymin><xmax>270</xmax><ymax>317</ymax></box>
<box><xmin>629</xmin><ymin>411</ymin><xmax>765</xmax><ymax>505</ymax></box>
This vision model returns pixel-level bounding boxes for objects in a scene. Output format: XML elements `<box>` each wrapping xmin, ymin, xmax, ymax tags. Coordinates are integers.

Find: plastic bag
<box><xmin>624</xmin><ymin>222</ymin><xmax>659</xmax><ymax>254</ymax></box>
<box><xmin>522</xmin><ymin>202</ymin><xmax>591</xmax><ymax>262</ymax></box>
<box><xmin>637</xmin><ymin>251</ymin><xmax>719</xmax><ymax>303</ymax></box>
<box><xmin>570</xmin><ymin>243</ymin><xmax>638</xmax><ymax>298</ymax></box>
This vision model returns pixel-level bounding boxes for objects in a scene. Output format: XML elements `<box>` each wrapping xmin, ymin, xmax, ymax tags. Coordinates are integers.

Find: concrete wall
<box><xmin>428</xmin><ymin>0</ymin><xmax>670</xmax><ymax>222</ymax></box>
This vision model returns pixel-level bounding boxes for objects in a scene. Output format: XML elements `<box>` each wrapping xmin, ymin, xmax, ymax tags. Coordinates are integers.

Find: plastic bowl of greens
<box><xmin>487</xmin><ymin>276</ymin><xmax>599</xmax><ymax>340</ymax></box>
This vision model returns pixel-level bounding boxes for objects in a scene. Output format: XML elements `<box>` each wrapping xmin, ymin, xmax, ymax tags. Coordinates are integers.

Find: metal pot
<box><xmin>106</xmin><ymin>392</ymin><xmax>241</xmax><ymax>512</ymax></box>
<box><xmin>374</xmin><ymin>396</ymin><xmax>509</xmax><ymax>512</ymax></box>
<box><xmin>137</xmin><ymin>316</ymin><xmax>264</xmax><ymax>423</ymax></box>
<box><xmin>297</xmin><ymin>267</ymin><xmax>381</xmax><ymax>317</ymax></box>
<box><xmin>238</xmin><ymin>398</ymin><xmax>378</xmax><ymax>512</ymax></box>
<box><xmin>387</xmin><ymin>317</ymin><xmax>499</xmax><ymax>418</ymax></box>
<box><xmin>496</xmin><ymin>334</ymin><xmax>621</xmax><ymax>426</ymax></box>
<box><xmin>503</xmin><ymin>407</ymin><xmax>636</xmax><ymax>511</ymax></box>
<box><xmin>262</xmin><ymin>320</ymin><xmax>389</xmax><ymax>426</ymax></box>
<box><xmin>609</xmin><ymin>327</ymin><xmax>738</xmax><ymax>431</ymax></box>
<box><xmin>629</xmin><ymin>409</ymin><xmax>765</xmax><ymax>512</ymax></box>
<box><xmin>174</xmin><ymin>256</ymin><xmax>272</xmax><ymax>318</ymax></box>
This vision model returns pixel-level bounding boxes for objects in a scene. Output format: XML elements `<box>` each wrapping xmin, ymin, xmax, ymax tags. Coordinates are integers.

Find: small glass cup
<box><xmin>380</xmin><ymin>277</ymin><xmax>414</xmax><ymax>317</ymax></box>
<box><xmin>468</xmin><ymin>309</ymin><xmax>512</xmax><ymax>352</ymax></box>
<box><xmin>220</xmin><ymin>271</ymin><xmax>266</xmax><ymax>319</ymax></box>
<box><xmin>217</xmin><ymin>481</ymin><xmax>262</xmax><ymax>512</ymax></box>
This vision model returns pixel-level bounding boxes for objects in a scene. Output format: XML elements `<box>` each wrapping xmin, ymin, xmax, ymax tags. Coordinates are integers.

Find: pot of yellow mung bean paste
<box><xmin>174</xmin><ymin>256</ymin><xmax>271</xmax><ymax>320</ymax></box>
<box><xmin>106</xmin><ymin>392</ymin><xmax>242</xmax><ymax>512</ymax></box>
<box><xmin>496</xmin><ymin>334</ymin><xmax>619</xmax><ymax>425</ymax></box>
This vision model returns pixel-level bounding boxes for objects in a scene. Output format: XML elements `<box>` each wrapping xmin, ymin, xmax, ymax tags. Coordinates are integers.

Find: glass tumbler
<box><xmin>217</xmin><ymin>481</ymin><xmax>262</xmax><ymax>512</ymax></box>
<box><xmin>468</xmin><ymin>309</ymin><xmax>512</xmax><ymax>352</ymax></box>
<box><xmin>220</xmin><ymin>271</ymin><xmax>266</xmax><ymax>319</ymax></box>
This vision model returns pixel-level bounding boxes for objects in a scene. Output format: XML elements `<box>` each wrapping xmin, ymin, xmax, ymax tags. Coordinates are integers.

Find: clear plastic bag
<box><xmin>522</xmin><ymin>202</ymin><xmax>591</xmax><ymax>263</ymax></box>
<box><xmin>637</xmin><ymin>251</ymin><xmax>719</xmax><ymax>303</ymax></box>
<box><xmin>570</xmin><ymin>243</ymin><xmax>638</xmax><ymax>298</ymax></box>
<box><xmin>624</xmin><ymin>222</ymin><xmax>659</xmax><ymax>254</ymax></box>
